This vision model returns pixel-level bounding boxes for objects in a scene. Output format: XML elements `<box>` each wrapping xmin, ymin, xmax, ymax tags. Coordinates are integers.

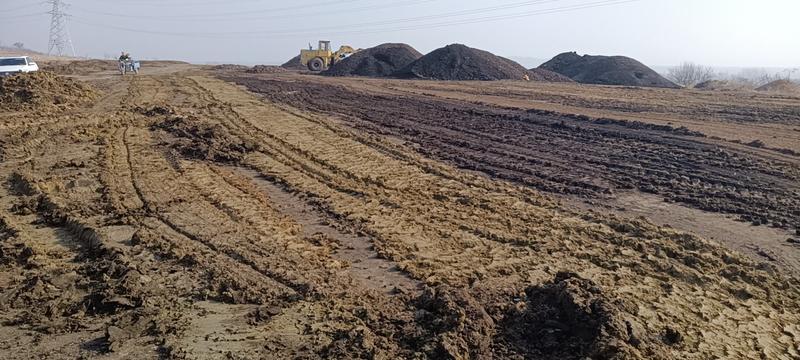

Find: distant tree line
<box><xmin>667</xmin><ymin>62</ymin><xmax>798</xmax><ymax>88</ymax></box>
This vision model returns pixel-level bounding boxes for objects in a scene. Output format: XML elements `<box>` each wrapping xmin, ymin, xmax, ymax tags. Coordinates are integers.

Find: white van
<box><xmin>0</xmin><ymin>56</ymin><xmax>39</xmax><ymax>77</ymax></box>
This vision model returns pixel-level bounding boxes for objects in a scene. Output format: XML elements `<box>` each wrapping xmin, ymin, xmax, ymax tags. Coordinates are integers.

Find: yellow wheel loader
<box><xmin>300</xmin><ymin>40</ymin><xmax>358</xmax><ymax>71</ymax></box>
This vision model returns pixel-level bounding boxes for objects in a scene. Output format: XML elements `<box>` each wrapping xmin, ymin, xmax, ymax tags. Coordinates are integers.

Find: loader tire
<box><xmin>308</xmin><ymin>57</ymin><xmax>324</xmax><ymax>72</ymax></box>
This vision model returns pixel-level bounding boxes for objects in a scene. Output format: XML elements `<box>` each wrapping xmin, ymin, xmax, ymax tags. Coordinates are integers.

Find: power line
<box><xmin>69</xmin><ymin>0</ymin><xmax>641</xmax><ymax>39</ymax></box>
<box><xmin>358</xmin><ymin>0</ymin><xmax>643</xmax><ymax>35</ymax></box>
<box><xmin>0</xmin><ymin>3</ymin><xmax>43</xmax><ymax>12</ymax></box>
<box><xmin>260</xmin><ymin>0</ymin><xmax>565</xmax><ymax>35</ymax></box>
<box><xmin>69</xmin><ymin>0</ymin><xmax>437</xmax><ymax>23</ymax></box>
<box><xmin>71</xmin><ymin>0</ymin><xmax>565</xmax><ymax>37</ymax></box>
<box><xmin>70</xmin><ymin>0</ymin><xmax>366</xmax><ymax>19</ymax></box>
<box><xmin>75</xmin><ymin>0</ymin><xmax>316</xmax><ymax>7</ymax></box>
<box><xmin>253</xmin><ymin>0</ymin><xmax>644</xmax><ymax>39</ymax></box>
<box><xmin>47</xmin><ymin>0</ymin><xmax>76</xmax><ymax>56</ymax></box>
<box><xmin>0</xmin><ymin>12</ymin><xmax>49</xmax><ymax>19</ymax></box>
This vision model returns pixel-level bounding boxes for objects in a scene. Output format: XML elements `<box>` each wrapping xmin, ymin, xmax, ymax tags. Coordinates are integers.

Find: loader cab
<box><xmin>318</xmin><ymin>41</ymin><xmax>331</xmax><ymax>52</ymax></box>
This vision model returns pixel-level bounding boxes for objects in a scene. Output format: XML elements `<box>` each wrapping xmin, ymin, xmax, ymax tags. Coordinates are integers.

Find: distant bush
<box><xmin>667</xmin><ymin>62</ymin><xmax>715</xmax><ymax>88</ymax></box>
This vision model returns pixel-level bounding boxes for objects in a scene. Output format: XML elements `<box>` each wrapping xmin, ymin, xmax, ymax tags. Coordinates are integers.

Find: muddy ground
<box><xmin>0</xmin><ymin>63</ymin><xmax>799</xmax><ymax>359</ymax></box>
<box><xmin>224</xmin><ymin>75</ymin><xmax>800</xmax><ymax>231</ymax></box>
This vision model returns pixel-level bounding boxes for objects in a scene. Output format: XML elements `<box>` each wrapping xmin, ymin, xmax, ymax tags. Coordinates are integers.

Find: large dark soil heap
<box><xmin>539</xmin><ymin>52</ymin><xmax>678</xmax><ymax>88</ymax></box>
<box><xmin>324</xmin><ymin>43</ymin><xmax>422</xmax><ymax>77</ymax></box>
<box><xmin>281</xmin><ymin>54</ymin><xmax>304</xmax><ymax>70</ymax></box>
<box><xmin>755</xmin><ymin>79</ymin><xmax>800</xmax><ymax>93</ymax></box>
<box><xmin>0</xmin><ymin>71</ymin><xmax>98</xmax><ymax>111</ymax></box>
<box><xmin>396</xmin><ymin>44</ymin><xmax>530</xmax><ymax>81</ymax></box>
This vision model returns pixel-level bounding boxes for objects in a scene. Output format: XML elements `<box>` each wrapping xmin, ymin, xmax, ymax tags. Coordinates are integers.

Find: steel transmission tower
<box><xmin>47</xmin><ymin>0</ymin><xmax>76</xmax><ymax>56</ymax></box>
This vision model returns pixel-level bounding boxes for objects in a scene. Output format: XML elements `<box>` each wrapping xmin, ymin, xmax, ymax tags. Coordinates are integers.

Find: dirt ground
<box><xmin>0</xmin><ymin>64</ymin><xmax>799</xmax><ymax>359</ymax></box>
<box><xmin>224</xmin><ymin>73</ymin><xmax>800</xmax><ymax>261</ymax></box>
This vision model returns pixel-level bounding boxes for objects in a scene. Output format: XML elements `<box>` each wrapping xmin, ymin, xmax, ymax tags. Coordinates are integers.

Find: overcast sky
<box><xmin>2</xmin><ymin>0</ymin><xmax>799</xmax><ymax>68</ymax></box>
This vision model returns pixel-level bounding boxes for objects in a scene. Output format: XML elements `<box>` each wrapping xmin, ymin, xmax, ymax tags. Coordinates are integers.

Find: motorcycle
<box><xmin>118</xmin><ymin>59</ymin><xmax>140</xmax><ymax>75</ymax></box>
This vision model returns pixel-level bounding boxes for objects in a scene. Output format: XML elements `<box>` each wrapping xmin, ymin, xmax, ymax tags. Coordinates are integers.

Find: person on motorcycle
<box><xmin>118</xmin><ymin>52</ymin><xmax>137</xmax><ymax>74</ymax></box>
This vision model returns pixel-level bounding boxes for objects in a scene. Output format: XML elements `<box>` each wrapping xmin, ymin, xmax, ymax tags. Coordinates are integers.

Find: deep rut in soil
<box><xmin>236</xmin><ymin>167</ymin><xmax>421</xmax><ymax>294</ymax></box>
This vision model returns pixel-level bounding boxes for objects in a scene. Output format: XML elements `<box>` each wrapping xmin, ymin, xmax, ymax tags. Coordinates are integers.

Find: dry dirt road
<box><xmin>0</xmin><ymin>63</ymin><xmax>799</xmax><ymax>359</ymax></box>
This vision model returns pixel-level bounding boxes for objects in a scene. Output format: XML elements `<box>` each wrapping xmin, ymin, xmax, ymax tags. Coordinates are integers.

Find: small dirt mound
<box><xmin>41</xmin><ymin>59</ymin><xmax>117</xmax><ymax>75</ymax></box>
<box><xmin>527</xmin><ymin>68</ymin><xmax>575</xmax><ymax>82</ymax></box>
<box><xmin>281</xmin><ymin>54</ymin><xmax>304</xmax><ymax>70</ymax></box>
<box><xmin>539</xmin><ymin>52</ymin><xmax>678</xmax><ymax>88</ymax></box>
<box><xmin>43</xmin><ymin>59</ymin><xmax>187</xmax><ymax>75</ymax></box>
<box><xmin>212</xmin><ymin>64</ymin><xmax>249</xmax><ymax>72</ymax></box>
<box><xmin>500</xmin><ymin>272</ymin><xmax>669</xmax><ymax>359</ymax></box>
<box><xmin>755</xmin><ymin>79</ymin><xmax>800</xmax><ymax>93</ymax></box>
<box><xmin>396</xmin><ymin>44</ymin><xmax>530</xmax><ymax>81</ymax></box>
<box><xmin>694</xmin><ymin>80</ymin><xmax>750</xmax><ymax>91</ymax></box>
<box><xmin>324</xmin><ymin>43</ymin><xmax>422</xmax><ymax>77</ymax></box>
<box><xmin>0</xmin><ymin>71</ymin><xmax>98</xmax><ymax>111</ymax></box>
<box><xmin>246</xmin><ymin>65</ymin><xmax>288</xmax><ymax>74</ymax></box>
<box><xmin>411</xmin><ymin>285</ymin><xmax>495</xmax><ymax>358</ymax></box>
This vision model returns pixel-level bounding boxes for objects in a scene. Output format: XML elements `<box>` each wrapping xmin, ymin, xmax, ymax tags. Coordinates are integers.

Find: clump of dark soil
<box><xmin>281</xmin><ymin>54</ymin><xmax>304</xmax><ymax>70</ymax></box>
<box><xmin>396</xmin><ymin>44</ymin><xmax>531</xmax><ymax>81</ymax></box>
<box><xmin>410</xmin><ymin>286</ymin><xmax>496</xmax><ymax>358</ymax></box>
<box><xmin>755</xmin><ymin>79</ymin><xmax>800</xmax><ymax>93</ymax></box>
<box><xmin>246</xmin><ymin>65</ymin><xmax>288</xmax><ymax>74</ymax></box>
<box><xmin>500</xmin><ymin>272</ymin><xmax>669</xmax><ymax>359</ymax></box>
<box><xmin>539</xmin><ymin>52</ymin><xmax>678</xmax><ymax>88</ymax></box>
<box><xmin>153</xmin><ymin>115</ymin><xmax>256</xmax><ymax>163</ymax></box>
<box><xmin>0</xmin><ymin>71</ymin><xmax>98</xmax><ymax>111</ymax></box>
<box><xmin>324</xmin><ymin>43</ymin><xmax>422</xmax><ymax>77</ymax></box>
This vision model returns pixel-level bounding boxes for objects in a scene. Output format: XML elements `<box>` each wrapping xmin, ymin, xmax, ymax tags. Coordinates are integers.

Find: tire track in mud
<box><xmin>1</xmin><ymin>71</ymin><xmax>408</xmax><ymax>358</ymax></box>
<box><xmin>129</xmin><ymin>89</ymin><xmax>419</xmax><ymax>300</ymax></box>
<box><xmin>234</xmin><ymin>166</ymin><xmax>420</xmax><ymax>294</ymax></box>
<box><xmin>0</xmin><ymin>161</ymin><xmax>193</xmax><ymax>358</ymax></box>
<box><xmin>119</xmin><ymin>126</ymin><xmax>303</xmax><ymax>304</ymax></box>
<box><xmin>185</xmin><ymin>78</ymin><xmax>546</xmax><ymax>262</ymax></box>
<box><xmin>169</xmin><ymin>77</ymin><xmax>439</xmax><ymax>291</ymax></box>
<box><xmin>147</xmin><ymin>76</ymin><xmax>432</xmax><ymax>284</ymax></box>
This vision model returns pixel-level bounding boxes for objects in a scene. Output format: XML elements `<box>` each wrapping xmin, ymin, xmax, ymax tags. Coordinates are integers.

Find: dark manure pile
<box><xmin>395</xmin><ymin>44</ymin><xmax>531</xmax><ymax>81</ymax></box>
<box><xmin>539</xmin><ymin>52</ymin><xmax>679</xmax><ymax>88</ymax></box>
<box><xmin>324</xmin><ymin>43</ymin><xmax>422</xmax><ymax>77</ymax></box>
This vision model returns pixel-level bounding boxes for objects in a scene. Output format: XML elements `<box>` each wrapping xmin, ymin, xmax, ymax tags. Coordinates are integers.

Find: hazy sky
<box><xmin>2</xmin><ymin>0</ymin><xmax>799</xmax><ymax>68</ymax></box>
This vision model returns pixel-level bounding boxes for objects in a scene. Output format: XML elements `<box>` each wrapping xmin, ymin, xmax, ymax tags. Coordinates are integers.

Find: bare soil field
<box><xmin>225</xmin><ymin>71</ymin><xmax>800</xmax><ymax>269</ymax></box>
<box><xmin>0</xmin><ymin>64</ymin><xmax>799</xmax><ymax>359</ymax></box>
<box><xmin>271</xmin><ymin>75</ymin><xmax>800</xmax><ymax>152</ymax></box>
